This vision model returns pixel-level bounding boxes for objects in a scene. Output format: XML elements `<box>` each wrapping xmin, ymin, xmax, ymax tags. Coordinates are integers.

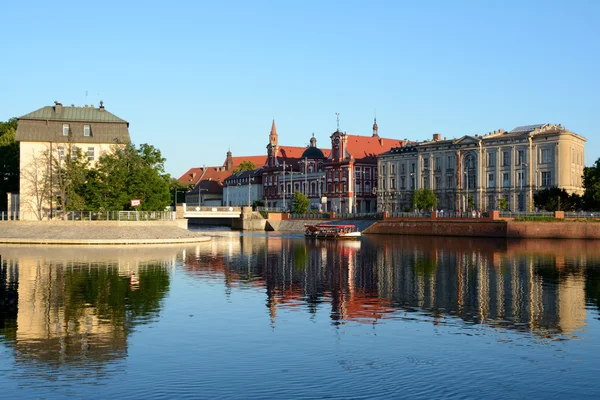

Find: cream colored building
<box><xmin>378</xmin><ymin>124</ymin><xmax>586</xmax><ymax>212</ymax></box>
<box><xmin>15</xmin><ymin>101</ymin><xmax>130</xmax><ymax>220</ymax></box>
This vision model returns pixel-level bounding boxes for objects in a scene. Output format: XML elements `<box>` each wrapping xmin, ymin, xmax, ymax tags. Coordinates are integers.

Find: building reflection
<box><xmin>0</xmin><ymin>246</ymin><xmax>177</xmax><ymax>373</ymax></box>
<box><xmin>182</xmin><ymin>235</ymin><xmax>597</xmax><ymax>337</ymax></box>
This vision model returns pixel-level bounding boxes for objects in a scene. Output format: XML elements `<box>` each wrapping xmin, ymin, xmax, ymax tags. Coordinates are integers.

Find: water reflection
<box><xmin>183</xmin><ymin>235</ymin><xmax>598</xmax><ymax>337</ymax></box>
<box><xmin>0</xmin><ymin>246</ymin><xmax>176</xmax><ymax>376</ymax></box>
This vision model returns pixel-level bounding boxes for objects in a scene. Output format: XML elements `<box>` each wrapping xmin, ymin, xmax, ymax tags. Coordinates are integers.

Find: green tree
<box><xmin>170</xmin><ymin>177</ymin><xmax>191</xmax><ymax>205</ymax></box>
<box><xmin>467</xmin><ymin>194</ymin><xmax>475</xmax><ymax>210</ymax></box>
<box><xmin>498</xmin><ymin>196</ymin><xmax>508</xmax><ymax>211</ymax></box>
<box><xmin>85</xmin><ymin>143</ymin><xmax>171</xmax><ymax>211</ymax></box>
<box><xmin>292</xmin><ymin>190</ymin><xmax>309</xmax><ymax>213</ymax></box>
<box><xmin>52</xmin><ymin>144</ymin><xmax>91</xmax><ymax>212</ymax></box>
<box><xmin>412</xmin><ymin>188</ymin><xmax>437</xmax><ymax>211</ymax></box>
<box><xmin>533</xmin><ymin>187</ymin><xmax>582</xmax><ymax>211</ymax></box>
<box><xmin>0</xmin><ymin>118</ymin><xmax>19</xmax><ymax>211</ymax></box>
<box><xmin>584</xmin><ymin>158</ymin><xmax>600</xmax><ymax>211</ymax></box>
<box><xmin>233</xmin><ymin>160</ymin><xmax>256</xmax><ymax>174</ymax></box>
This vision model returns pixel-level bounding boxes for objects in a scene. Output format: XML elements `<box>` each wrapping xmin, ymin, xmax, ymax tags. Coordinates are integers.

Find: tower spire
<box><xmin>269</xmin><ymin>119</ymin><xmax>278</xmax><ymax>146</ymax></box>
<box><xmin>372</xmin><ymin>114</ymin><xmax>379</xmax><ymax>137</ymax></box>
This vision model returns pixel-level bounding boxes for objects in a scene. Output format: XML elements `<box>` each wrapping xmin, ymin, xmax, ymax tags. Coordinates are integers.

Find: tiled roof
<box><xmin>230</xmin><ymin>155</ymin><xmax>267</xmax><ymax>168</ymax></box>
<box><xmin>19</xmin><ymin>105</ymin><xmax>128</xmax><ymax>125</ymax></box>
<box><xmin>345</xmin><ymin>134</ymin><xmax>404</xmax><ymax>162</ymax></box>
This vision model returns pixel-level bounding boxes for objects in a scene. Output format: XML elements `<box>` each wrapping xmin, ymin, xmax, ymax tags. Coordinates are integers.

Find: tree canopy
<box><xmin>533</xmin><ymin>187</ymin><xmax>583</xmax><ymax>211</ymax></box>
<box><xmin>233</xmin><ymin>160</ymin><xmax>256</xmax><ymax>173</ymax></box>
<box><xmin>584</xmin><ymin>158</ymin><xmax>600</xmax><ymax>211</ymax></box>
<box><xmin>412</xmin><ymin>188</ymin><xmax>437</xmax><ymax>212</ymax></box>
<box><xmin>292</xmin><ymin>190</ymin><xmax>309</xmax><ymax>213</ymax></box>
<box><xmin>0</xmin><ymin>118</ymin><xmax>19</xmax><ymax>211</ymax></box>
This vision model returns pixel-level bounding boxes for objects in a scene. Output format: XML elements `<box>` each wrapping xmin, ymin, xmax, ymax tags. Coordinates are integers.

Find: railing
<box><xmin>55</xmin><ymin>211</ymin><xmax>176</xmax><ymax>221</ymax></box>
<box><xmin>499</xmin><ymin>211</ymin><xmax>554</xmax><ymax>218</ymax></box>
<box><xmin>0</xmin><ymin>211</ymin><xmax>19</xmax><ymax>221</ymax></box>
<box><xmin>290</xmin><ymin>213</ymin><xmax>331</xmax><ymax>219</ymax></box>
<box><xmin>564</xmin><ymin>211</ymin><xmax>599</xmax><ymax>219</ymax></box>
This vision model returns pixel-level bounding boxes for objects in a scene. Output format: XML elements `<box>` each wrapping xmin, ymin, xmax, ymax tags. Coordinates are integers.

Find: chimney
<box><xmin>54</xmin><ymin>100</ymin><xmax>63</xmax><ymax>113</ymax></box>
<box><xmin>433</xmin><ymin>133</ymin><xmax>441</xmax><ymax>141</ymax></box>
<box><xmin>99</xmin><ymin>100</ymin><xmax>105</xmax><ymax>110</ymax></box>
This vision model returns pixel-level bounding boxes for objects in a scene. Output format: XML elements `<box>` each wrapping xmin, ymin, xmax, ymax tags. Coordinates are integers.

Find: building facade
<box><xmin>377</xmin><ymin>124</ymin><xmax>586</xmax><ymax>212</ymax></box>
<box><xmin>16</xmin><ymin>101</ymin><xmax>130</xmax><ymax>220</ymax></box>
<box><xmin>262</xmin><ymin>119</ymin><xmax>403</xmax><ymax>213</ymax></box>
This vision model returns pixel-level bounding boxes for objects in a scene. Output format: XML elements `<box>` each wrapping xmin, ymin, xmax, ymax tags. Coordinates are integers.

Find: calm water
<box><xmin>1</xmin><ymin>232</ymin><xmax>600</xmax><ymax>399</ymax></box>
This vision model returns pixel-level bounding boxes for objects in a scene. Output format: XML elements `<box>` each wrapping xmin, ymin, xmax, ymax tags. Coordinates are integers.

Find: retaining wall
<box><xmin>364</xmin><ymin>219</ymin><xmax>600</xmax><ymax>239</ymax></box>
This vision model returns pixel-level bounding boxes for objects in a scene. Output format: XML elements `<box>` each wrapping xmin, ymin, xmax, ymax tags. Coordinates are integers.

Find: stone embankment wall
<box><xmin>364</xmin><ymin>220</ymin><xmax>600</xmax><ymax>239</ymax></box>
<box><xmin>364</xmin><ymin>220</ymin><xmax>507</xmax><ymax>237</ymax></box>
<box><xmin>272</xmin><ymin>219</ymin><xmax>379</xmax><ymax>232</ymax></box>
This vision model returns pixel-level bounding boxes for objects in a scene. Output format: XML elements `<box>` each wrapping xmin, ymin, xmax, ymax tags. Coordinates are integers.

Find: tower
<box><xmin>266</xmin><ymin>120</ymin><xmax>279</xmax><ymax>167</ymax></box>
<box><xmin>372</xmin><ymin>117</ymin><xmax>379</xmax><ymax>137</ymax></box>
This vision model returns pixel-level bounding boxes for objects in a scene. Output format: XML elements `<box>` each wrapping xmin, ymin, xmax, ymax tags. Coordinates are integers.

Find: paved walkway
<box><xmin>0</xmin><ymin>223</ymin><xmax>211</xmax><ymax>245</ymax></box>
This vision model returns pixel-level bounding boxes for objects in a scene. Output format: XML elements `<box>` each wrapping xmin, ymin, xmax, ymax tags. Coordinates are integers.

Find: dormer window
<box><xmin>62</xmin><ymin>124</ymin><xmax>69</xmax><ymax>136</ymax></box>
<box><xmin>84</xmin><ymin>124</ymin><xmax>91</xmax><ymax>137</ymax></box>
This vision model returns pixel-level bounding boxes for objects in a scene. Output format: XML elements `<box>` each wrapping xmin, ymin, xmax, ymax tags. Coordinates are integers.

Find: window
<box><xmin>502</xmin><ymin>151</ymin><xmax>510</xmax><ymax>166</ymax></box>
<box><xmin>62</xmin><ymin>124</ymin><xmax>69</xmax><ymax>136</ymax></box>
<box><xmin>87</xmin><ymin>147</ymin><xmax>95</xmax><ymax>161</ymax></box>
<box><xmin>435</xmin><ymin>176</ymin><xmax>441</xmax><ymax>189</ymax></box>
<box><xmin>468</xmin><ymin>174</ymin><xmax>475</xmax><ymax>189</ymax></box>
<box><xmin>517</xmin><ymin>150</ymin><xmax>525</xmax><ymax>165</ymax></box>
<box><xmin>542</xmin><ymin>171</ymin><xmax>552</xmax><ymax>186</ymax></box>
<box><xmin>410</xmin><ymin>176</ymin><xmax>415</xmax><ymax>189</ymax></box>
<box><xmin>57</xmin><ymin>146</ymin><xmax>65</xmax><ymax>161</ymax></box>
<box><xmin>391</xmin><ymin>178</ymin><xmax>396</xmax><ymax>190</ymax></box>
<box><xmin>447</xmin><ymin>176</ymin><xmax>453</xmax><ymax>188</ymax></box>
<box><xmin>365</xmin><ymin>169</ymin><xmax>370</xmax><ymax>179</ymax></box>
<box><xmin>423</xmin><ymin>158</ymin><xmax>429</xmax><ymax>169</ymax></box>
<box><xmin>424</xmin><ymin>176</ymin><xmax>430</xmax><ymax>189</ymax></box>
<box><xmin>71</xmin><ymin>146</ymin><xmax>78</xmax><ymax>158</ymax></box>
<box><xmin>503</xmin><ymin>172</ymin><xmax>509</xmax><ymax>187</ymax></box>
<box><xmin>541</xmin><ymin>148</ymin><xmax>552</xmax><ymax>164</ymax></box>
<box><xmin>435</xmin><ymin>157</ymin><xmax>441</xmax><ymax>171</ymax></box>
<box><xmin>401</xmin><ymin>176</ymin><xmax>405</xmax><ymax>188</ymax></box>
<box><xmin>447</xmin><ymin>155</ymin><xmax>455</xmax><ymax>167</ymax></box>
<box><xmin>401</xmin><ymin>164</ymin><xmax>405</xmax><ymax>174</ymax></box>
<box><xmin>381</xmin><ymin>165</ymin><xmax>386</xmax><ymax>175</ymax></box>
<box><xmin>517</xmin><ymin>172</ymin><xmax>525</xmax><ymax>187</ymax></box>
<box><xmin>488</xmin><ymin>195</ymin><xmax>495</xmax><ymax>210</ymax></box>
<box><xmin>488</xmin><ymin>173</ymin><xmax>495</xmax><ymax>188</ymax></box>
<box><xmin>84</xmin><ymin>124</ymin><xmax>91</xmax><ymax>137</ymax></box>
<box><xmin>487</xmin><ymin>152</ymin><xmax>496</xmax><ymax>167</ymax></box>
<box><xmin>391</xmin><ymin>164</ymin><xmax>396</xmax><ymax>174</ymax></box>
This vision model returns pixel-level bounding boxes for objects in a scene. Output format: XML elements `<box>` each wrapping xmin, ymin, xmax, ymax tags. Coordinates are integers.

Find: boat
<box><xmin>304</xmin><ymin>224</ymin><xmax>361</xmax><ymax>239</ymax></box>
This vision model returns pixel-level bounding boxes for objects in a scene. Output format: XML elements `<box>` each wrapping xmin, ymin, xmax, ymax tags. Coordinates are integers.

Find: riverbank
<box><xmin>0</xmin><ymin>221</ymin><xmax>211</xmax><ymax>245</ymax></box>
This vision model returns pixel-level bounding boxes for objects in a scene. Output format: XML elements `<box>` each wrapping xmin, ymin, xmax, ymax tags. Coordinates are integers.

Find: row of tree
<box><xmin>0</xmin><ymin>118</ymin><xmax>19</xmax><ymax>211</ymax></box>
<box><xmin>23</xmin><ymin>142</ymin><xmax>172</xmax><ymax>218</ymax></box>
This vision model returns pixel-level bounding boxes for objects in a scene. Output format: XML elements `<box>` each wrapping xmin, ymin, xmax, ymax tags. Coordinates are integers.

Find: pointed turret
<box><xmin>372</xmin><ymin>117</ymin><xmax>379</xmax><ymax>137</ymax></box>
<box><xmin>269</xmin><ymin>119</ymin><xmax>278</xmax><ymax>146</ymax></box>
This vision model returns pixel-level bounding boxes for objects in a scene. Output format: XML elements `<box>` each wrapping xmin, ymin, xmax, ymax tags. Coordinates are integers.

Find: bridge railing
<box><xmin>55</xmin><ymin>211</ymin><xmax>176</xmax><ymax>221</ymax></box>
<box><xmin>187</xmin><ymin>206</ymin><xmax>241</xmax><ymax>212</ymax></box>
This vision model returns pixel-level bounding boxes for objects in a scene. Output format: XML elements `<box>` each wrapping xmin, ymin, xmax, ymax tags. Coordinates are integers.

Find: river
<box><xmin>1</xmin><ymin>231</ymin><xmax>599</xmax><ymax>399</ymax></box>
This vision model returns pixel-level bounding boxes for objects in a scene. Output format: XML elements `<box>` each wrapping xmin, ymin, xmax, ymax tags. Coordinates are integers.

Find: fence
<box><xmin>0</xmin><ymin>211</ymin><xmax>19</xmax><ymax>221</ymax></box>
<box><xmin>4</xmin><ymin>211</ymin><xmax>176</xmax><ymax>221</ymax></box>
<box><xmin>499</xmin><ymin>211</ymin><xmax>554</xmax><ymax>219</ymax></box>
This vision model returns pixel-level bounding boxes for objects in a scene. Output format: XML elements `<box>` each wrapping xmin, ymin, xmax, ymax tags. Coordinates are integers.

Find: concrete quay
<box><xmin>0</xmin><ymin>220</ymin><xmax>211</xmax><ymax>245</ymax></box>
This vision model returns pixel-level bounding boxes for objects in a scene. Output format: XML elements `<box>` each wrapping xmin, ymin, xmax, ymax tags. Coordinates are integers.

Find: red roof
<box><xmin>230</xmin><ymin>155</ymin><xmax>267</xmax><ymax>168</ymax></box>
<box><xmin>345</xmin><ymin>134</ymin><xmax>404</xmax><ymax>162</ymax></box>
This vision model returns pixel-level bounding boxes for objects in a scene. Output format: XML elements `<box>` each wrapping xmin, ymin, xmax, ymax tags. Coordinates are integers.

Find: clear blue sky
<box><xmin>1</xmin><ymin>0</ymin><xmax>598</xmax><ymax>177</ymax></box>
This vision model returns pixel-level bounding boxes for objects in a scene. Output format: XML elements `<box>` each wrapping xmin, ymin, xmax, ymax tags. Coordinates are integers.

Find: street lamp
<box><xmin>247</xmin><ymin>176</ymin><xmax>254</xmax><ymax>207</ymax></box>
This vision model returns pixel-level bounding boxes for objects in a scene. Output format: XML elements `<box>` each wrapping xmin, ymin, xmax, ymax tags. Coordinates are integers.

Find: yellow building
<box><xmin>378</xmin><ymin>124</ymin><xmax>586</xmax><ymax>212</ymax></box>
<box><xmin>15</xmin><ymin>101</ymin><xmax>130</xmax><ymax>220</ymax></box>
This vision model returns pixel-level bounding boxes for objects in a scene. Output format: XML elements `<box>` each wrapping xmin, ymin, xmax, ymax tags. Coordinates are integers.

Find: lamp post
<box><xmin>198</xmin><ymin>188</ymin><xmax>208</xmax><ymax>206</ymax></box>
<box><xmin>247</xmin><ymin>176</ymin><xmax>254</xmax><ymax>207</ymax></box>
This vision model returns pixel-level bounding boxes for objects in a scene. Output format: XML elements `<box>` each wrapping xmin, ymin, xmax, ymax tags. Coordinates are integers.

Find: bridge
<box><xmin>183</xmin><ymin>205</ymin><xmax>242</xmax><ymax>219</ymax></box>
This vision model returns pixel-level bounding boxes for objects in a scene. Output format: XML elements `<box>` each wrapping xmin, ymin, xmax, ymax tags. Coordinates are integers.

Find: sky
<box><xmin>1</xmin><ymin>0</ymin><xmax>599</xmax><ymax>177</ymax></box>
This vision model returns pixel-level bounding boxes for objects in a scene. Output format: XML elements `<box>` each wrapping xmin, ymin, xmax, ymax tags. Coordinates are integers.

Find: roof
<box><xmin>16</xmin><ymin>103</ymin><xmax>130</xmax><ymax>144</ymax></box>
<box><xmin>19</xmin><ymin>104</ymin><xmax>129</xmax><ymax>125</ymax></box>
<box><xmin>345</xmin><ymin>134</ymin><xmax>404</xmax><ymax>162</ymax></box>
<box><xmin>301</xmin><ymin>146</ymin><xmax>326</xmax><ymax>159</ymax></box>
<box><xmin>509</xmin><ymin>124</ymin><xmax>545</xmax><ymax>134</ymax></box>
<box><xmin>230</xmin><ymin>155</ymin><xmax>267</xmax><ymax>168</ymax></box>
